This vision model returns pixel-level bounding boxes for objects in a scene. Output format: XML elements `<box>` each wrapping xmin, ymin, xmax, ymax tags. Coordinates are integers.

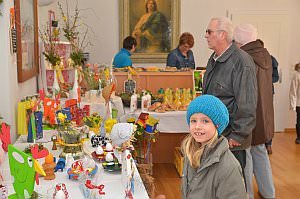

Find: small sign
<box><xmin>124</xmin><ymin>79</ymin><xmax>136</xmax><ymax>94</ymax></box>
<box><xmin>11</xmin><ymin>28</ymin><xmax>17</xmax><ymax>53</ymax></box>
<box><xmin>193</xmin><ymin>69</ymin><xmax>206</xmax><ymax>93</ymax></box>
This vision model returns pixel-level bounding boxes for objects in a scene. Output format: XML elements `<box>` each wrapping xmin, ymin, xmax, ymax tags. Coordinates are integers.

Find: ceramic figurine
<box><xmin>42</xmin><ymin>153</ymin><xmax>56</xmax><ymax>180</ymax></box>
<box><xmin>105</xmin><ymin>153</ymin><xmax>114</xmax><ymax>162</ymax></box>
<box><xmin>91</xmin><ymin>146</ymin><xmax>105</xmax><ymax>162</ymax></box>
<box><xmin>54</xmin><ymin>158</ymin><xmax>66</xmax><ymax>172</ymax></box>
<box><xmin>53</xmin><ymin>183</ymin><xmax>69</xmax><ymax>199</ymax></box>
<box><xmin>109</xmin><ymin>123</ymin><xmax>134</xmax><ymax>147</ymax></box>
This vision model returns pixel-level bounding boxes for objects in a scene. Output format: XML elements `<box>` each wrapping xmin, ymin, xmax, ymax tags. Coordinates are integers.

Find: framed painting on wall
<box><xmin>15</xmin><ymin>0</ymin><xmax>39</xmax><ymax>82</ymax></box>
<box><xmin>119</xmin><ymin>0</ymin><xmax>180</xmax><ymax>63</ymax></box>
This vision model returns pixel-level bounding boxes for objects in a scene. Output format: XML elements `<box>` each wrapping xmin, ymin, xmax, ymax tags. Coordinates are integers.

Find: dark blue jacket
<box><xmin>166</xmin><ymin>47</ymin><xmax>195</xmax><ymax>69</ymax></box>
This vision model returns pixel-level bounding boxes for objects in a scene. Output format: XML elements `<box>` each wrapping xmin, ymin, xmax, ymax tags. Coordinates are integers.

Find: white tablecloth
<box><xmin>120</xmin><ymin>109</ymin><xmax>189</xmax><ymax>133</ymax></box>
<box><xmin>0</xmin><ymin>132</ymin><xmax>149</xmax><ymax>199</ymax></box>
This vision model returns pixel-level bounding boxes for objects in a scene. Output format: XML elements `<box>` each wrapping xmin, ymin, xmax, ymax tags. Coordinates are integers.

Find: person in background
<box><xmin>181</xmin><ymin>95</ymin><xmax>247</xmax><ymax>199</ymax></box>
<box><xmin>203</xmin><ymin>17</ymin><xmax>257</xmax><ymax>182</ymax></box>
<box><xmin>265</xmin><ymin>55</ymin><xmax>280</xmax><ymax>154</ymax></box>
<box><xmin>113</xmin><ymin>36</ymin><xmax>137</xmax><ymax>68</ymax></box>
<box><xmin>289</xmin><ymin>63</ymin><xmax>300</xmax><ymax>144</ymax></box>
<box><xmin>233</xmin><ymin>23</ymin><xmax>275</xmax><ymax>199</ymax></box>
<box><xmin>132</xmin><ymin>0</ymin><xmax>169</xmax><ymax>53</ymax></box>
<box><xmin>166</xmin><ymin>32</ymin><xmax>195</xmax><ymax>70</ymax></box>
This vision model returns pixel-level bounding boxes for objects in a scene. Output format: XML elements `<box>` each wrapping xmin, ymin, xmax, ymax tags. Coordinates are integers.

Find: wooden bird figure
<box><xmin>8</xmin><ymin>145</ymin><xmax>46</xmax><ymax>199</ymax></box>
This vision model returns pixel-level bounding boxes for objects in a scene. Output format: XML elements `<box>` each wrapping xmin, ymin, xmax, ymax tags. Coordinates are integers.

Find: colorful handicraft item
<box><xmin>8</xmin><ymin>145</ymin><xmax>46</xmax><ymax>199</ymax></box>
<box><xmin>130</xmin><ymin>113</ymin><xmax>159</xmax><ymax>163</ymax></box>
<box><xmin>0</xmin><ymin>123</ymin><xmax>11</xmax><ymax>152</ymax></box>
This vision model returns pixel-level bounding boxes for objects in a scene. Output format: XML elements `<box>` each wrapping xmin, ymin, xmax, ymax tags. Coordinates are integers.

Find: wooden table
<box><xmin>113</xmin><ymin>71</ymin><xmax>194</xmax><ymax>94</ymax></box>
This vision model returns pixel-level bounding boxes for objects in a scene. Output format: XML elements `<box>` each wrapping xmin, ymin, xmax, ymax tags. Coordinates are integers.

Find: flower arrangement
<box><xmin>39</xmin><ymin>23</ymin><xmax>61</xmax><ymax>67</ymax></box>
<box><xmin>79</xmin><ymin>63</ymin><xmax>111</xmax><ymax>91</ymax></box>
<box><xmin>58</xmin><ymin>0</ymin><xmax>92</xmax><ymax>67</ymax></box>
<box><xmin>83</xmin><ymin>113</ymin><xmax>102</xmax><ymax>130</ymax></box>
<box><xmin>56</xmin><ymin>112</ymin><xmax>71</xmax><ymax>131</ymax></box>
<box><xmin>56</xmin><ymin>112</ymin><xmax>84</xmax><ymax>158</ymax></box>
<box><xmin>81</xmin><ymin>63</ymin><xmax>101</xmax><ymax>90</ymax></box>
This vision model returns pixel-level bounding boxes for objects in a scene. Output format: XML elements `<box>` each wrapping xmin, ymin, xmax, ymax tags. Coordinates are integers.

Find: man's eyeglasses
<box><xmin>205</xmin><ymin>29</ymin><xmax>223</xmax><ymax>35</ymax></box>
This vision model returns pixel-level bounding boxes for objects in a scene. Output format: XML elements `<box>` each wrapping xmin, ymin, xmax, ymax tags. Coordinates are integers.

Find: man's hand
<box><xmin>228</xmin><ymin>138</ymin><xmax>241</xmax><ymax>148</ymax></box>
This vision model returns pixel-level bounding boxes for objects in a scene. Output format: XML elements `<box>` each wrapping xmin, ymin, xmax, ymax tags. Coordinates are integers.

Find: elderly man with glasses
<box><xmin>202</xmin><ymin>17</ymin><xmax>258</xmax><ymax>187</ymax></box>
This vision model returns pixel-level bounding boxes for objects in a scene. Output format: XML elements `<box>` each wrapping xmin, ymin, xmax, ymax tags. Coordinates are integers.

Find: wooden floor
<box><xmin>153</xmin><ymin>131</ymin><xmax>300</xmax><ymax>199</ymax></box>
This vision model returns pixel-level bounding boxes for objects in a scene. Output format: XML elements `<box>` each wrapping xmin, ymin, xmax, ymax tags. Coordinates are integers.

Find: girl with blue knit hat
<box><xmin>181</xmin><ymin>95</ymin><xmax>247</xmax><ymax>199</ymax></box>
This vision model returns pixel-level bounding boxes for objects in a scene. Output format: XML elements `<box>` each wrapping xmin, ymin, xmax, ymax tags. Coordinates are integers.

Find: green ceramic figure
<box><xmin>8</xmin><ymin>145</ymin><xmax>45</xmax><ymax>199</ymax></box>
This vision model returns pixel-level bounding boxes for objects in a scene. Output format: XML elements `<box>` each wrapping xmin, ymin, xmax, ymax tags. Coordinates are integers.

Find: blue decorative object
<box><xmin>145</xmin><ymin>124</ymin><xmax>154</xmax><ymax>133</ymax></box>
<box><xmin>55</xmin><ymin>108</ymin><xmax>72</xmax><ymax>125</ymax></box>
<box><xmin>34</xmin><ymin>111</ymin><xmax>43</xmax><ymax>139</ymax></box>
<box><xmin>55</xmin><ymin>158</ymin><xmax>66</xmax><ymax>172</ymax></box>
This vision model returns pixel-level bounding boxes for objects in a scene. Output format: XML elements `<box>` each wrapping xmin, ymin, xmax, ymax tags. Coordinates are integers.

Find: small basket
<box><xmin>174</xmin><ymin>147</ymin><xmax>184</xmax><ymax>177</ymax></box>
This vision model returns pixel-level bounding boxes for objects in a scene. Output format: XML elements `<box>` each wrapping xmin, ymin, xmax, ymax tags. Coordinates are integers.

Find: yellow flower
<box><xmin>104</xmin><ymin>68</ymin><xmax>110</xmax><ymax>80</ymax></box>
<box><xmin>57</xmin><ymin>112</ymin><xmax>67</xmax><ymax>123</ymax></box>
<box><xmin>104</xmin><ymin>119</ymin><xmax>117</xmax><ymax>134</ymax></box>
<box><xmin>53</xmin><ymin>29</ymin><xmax>60</xmax><ymax>38</ymax></box>
<box><xmin>63</xmin><ymin>16</ymin><xmax>67</xmax><ymax>22</ymax></box>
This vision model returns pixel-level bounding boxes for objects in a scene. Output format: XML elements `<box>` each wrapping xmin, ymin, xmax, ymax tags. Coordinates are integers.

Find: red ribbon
<box><xmin>85</xmin><ymin>180</ymin><xmax>105</xmax><ymax>195</ymax></box>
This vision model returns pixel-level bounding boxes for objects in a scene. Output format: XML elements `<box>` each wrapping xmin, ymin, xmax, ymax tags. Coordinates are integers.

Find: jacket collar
<box><xmin>196</xmin><ymin>136</ymin><xmax>229</xmax><ymax>173</ymax></box>
<box><xmin>214</xmin><ymin>42</ymin><xmax>237</xmax><ymax>63</ymax></box>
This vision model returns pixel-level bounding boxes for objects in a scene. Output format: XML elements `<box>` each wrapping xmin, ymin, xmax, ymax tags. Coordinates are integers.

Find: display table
<box><xmin>120</xmin><ymin>109</ymin><xmax>189</xmax><ymax>164</ymax></box>
<box><xmin>113</xmin><ymin>71</ymin><xmax>194</xmax><ymax>94</ymax></box>
<box><xmin>0</xmin><ymin>132</ymin><xmax>149</xmax><ymax>198</ymax></box>
<box><xmin>60</xmin><ymin>96</ymin><xmax>125</xmax><ymax>119</ymax></box>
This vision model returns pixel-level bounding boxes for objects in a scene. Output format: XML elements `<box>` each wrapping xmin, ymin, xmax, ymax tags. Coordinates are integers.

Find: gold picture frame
<box><xmin>119</xmin><ymin>0</ymin><xmax>180</xmax><ymax>63</ymax></box>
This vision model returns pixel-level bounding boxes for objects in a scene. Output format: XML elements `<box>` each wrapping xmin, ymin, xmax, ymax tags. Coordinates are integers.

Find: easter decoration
<box><xmin>91</xmin><ymin>145</ymin><xmax>105</xmax><ymax>162</ymax></box>
<box><xmin>53</xmin><ymin>183</ymin><xmax>69</xmax><ymax>199</ymax></box>
<box><xmin>8</xmin><ymin>145</ymin><xmax>46</xmax><ymax>199</ymax></box>
<box><xmin>129</xmin><ymin>113</ymin><xmax>159</xmax><ymax>164</ymax></box>
<box><xmin>67</xmin><ymin>157</ymin><xmax>98</xmax><ymax>180</ymax></box>
<box><xmin>42</xmin><ymin>153</ymin><xmax>56</xmax><ymax>180</ymax></box>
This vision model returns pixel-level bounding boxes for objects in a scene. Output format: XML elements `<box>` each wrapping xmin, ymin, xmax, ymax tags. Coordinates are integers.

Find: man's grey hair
<box><xmin>211</xmin><ymin>17</ymin><xmax>233</xmax><ymax>43</ymax></box>
<box><xmin>233</xmin><ymin>24</ymin><xmax>258</xmax><ymax>45</ymax></box>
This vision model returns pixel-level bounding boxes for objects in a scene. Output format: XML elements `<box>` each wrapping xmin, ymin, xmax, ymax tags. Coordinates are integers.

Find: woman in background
<box><xmin>289</xmin><ymin>62</ymin><xmax>300</xmax><ymax>144</ymax></box>
<box><xmin>166</xmin><ymin>32</ymin><xmax>195</xmax><ymax>70</ymax></box>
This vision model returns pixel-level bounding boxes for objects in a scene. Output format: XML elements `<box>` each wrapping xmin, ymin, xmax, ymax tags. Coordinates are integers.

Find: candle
<box><xmin>110</xmin><ymin>58</ymin><xmax>113</xmax><ymax>81</ymax></box>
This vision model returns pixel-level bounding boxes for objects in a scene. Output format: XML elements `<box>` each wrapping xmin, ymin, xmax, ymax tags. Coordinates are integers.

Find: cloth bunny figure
<box><xmin>109</xmin><ymin>123</ymin><xmax>134</xmax><ymax>147</ymax></box>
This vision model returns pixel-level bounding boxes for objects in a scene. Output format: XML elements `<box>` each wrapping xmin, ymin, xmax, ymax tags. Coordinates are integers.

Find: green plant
<box><xmin>58</xmin><ymin>0</ymin><xmax>92</xmax><ymax>66</ymax></box>
<box><xmin>70</xmin><ymin>49</ymin><xmax>84</xmax><ymax>66</ymax></box>
<box><xmin>83</xmin><ymin>113</ymin><xmax>102</xmax><ymax>128</ymax></box>
<box><xmin>39</xmin><ymin>24</ymin><xmax>61</xmax><ymax>66</ymax></box>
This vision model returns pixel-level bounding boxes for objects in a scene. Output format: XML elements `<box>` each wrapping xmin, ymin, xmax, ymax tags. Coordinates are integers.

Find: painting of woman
<box><xmin>131</xmin><ymin>0</ymin><xmax>169</xmax><ymax>53</ymax></box>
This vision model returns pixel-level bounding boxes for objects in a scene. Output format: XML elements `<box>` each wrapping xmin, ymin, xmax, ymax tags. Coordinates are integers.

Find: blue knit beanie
<box><xmin>186</xmin><ymin>95</ymin><xmax>229</xmax><ymax>135</ymax></box>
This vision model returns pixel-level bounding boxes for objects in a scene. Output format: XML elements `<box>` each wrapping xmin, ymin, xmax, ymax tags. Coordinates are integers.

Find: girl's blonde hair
<box><xmin>181</xmin><ymin>132</ymin><xmax>217</xmax><ymax>168</ymax></box>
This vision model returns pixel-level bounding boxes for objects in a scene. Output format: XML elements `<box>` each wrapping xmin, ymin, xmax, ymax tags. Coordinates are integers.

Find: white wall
<box><xmin>0</xmin><ymin>0</ymin><xmax>38</xmax><ymax>142</ymax></box>
<box><xmin>0</xmin><ymin>0</ymin><xmax>299</xmax><ymax>142</ymax></box>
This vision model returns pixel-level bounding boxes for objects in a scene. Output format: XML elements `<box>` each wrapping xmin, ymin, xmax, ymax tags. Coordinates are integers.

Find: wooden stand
<box><xmin>151</xmin><ymin>133</ymin><xmax>187</xmax><ymax>164</ymax></box>
<box><xmin>113</xmin><ymin>71</ymin><xmax>194</xmax><ymax>94</ymax></box>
